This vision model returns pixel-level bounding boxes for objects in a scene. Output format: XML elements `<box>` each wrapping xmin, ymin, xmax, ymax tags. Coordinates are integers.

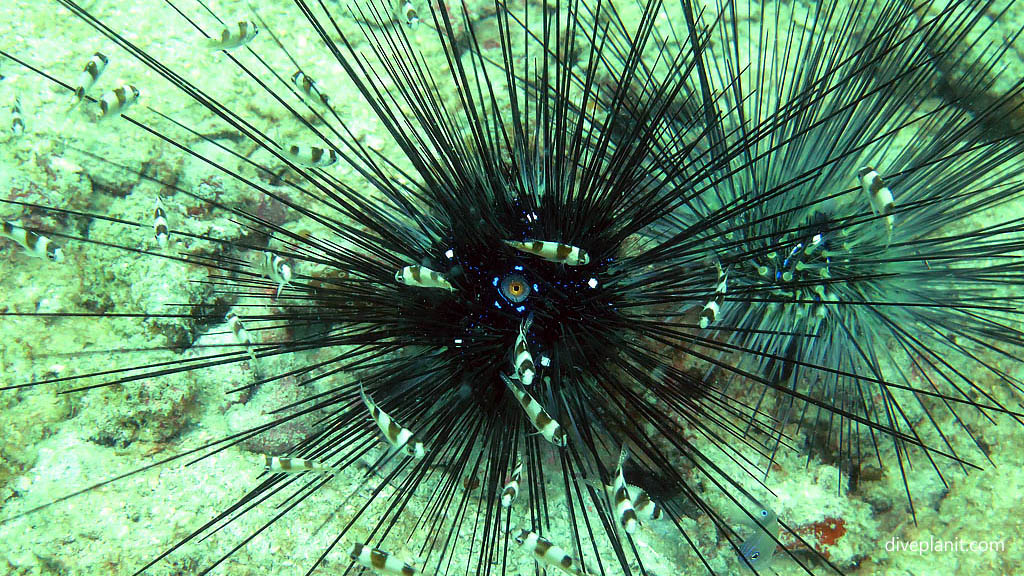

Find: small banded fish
<box><xmin>1</xmin><ymin>221</ymin><xmax>63</xmax><ymax>262</ymax></box>
<box><xmin>624</xmin><ymin>483</ymin><xmax>661</xmax><ymax>521</ymax></box>
<box><xmin>395</xmin><ymin>264</ymin><xmax>454</xmax><ymax>291</ymax></box>
<box><xmin>610</xmin><ymin>446</ymin><xmax>637</xmax><ymax>534</ymax></box>
<box><xmin>730</xmin><ymin>499</ymin><xmax>779</xmax><ymax>571</ymax></box>
<box><xmin>96</xmin><ymin>84</ymin><xmax>139</xmax><ymax>121</ymax></box>
<box><xmin>500</xmin><ymin>459</ymin><xmax>523</xmax><ymax>508</ymax></box>
<box><xmin>698</xmin><ymin>261</ymin><xmax>727</xmax><ymax>329</ymax></box>
<box><xmin>207</xmin><ymin>21</ymin><xmax>259</xmax><ymax>51</ymax></box>
<box><xmin>500</xmin><ymin>373</ymin><xmax>566</xmax><ymax>447</ymax></box>
<box><xmin>260</xmin><ymin>250</ymin><xmax>292</xmax><ymax>298</ymax></box>
<box><xmin>281</xmin><ymin>144</ymin><xmax>337</xmax><ymax>168</ymax></box>
<box><xmin>262</xmin><ymin>454</ymin><xmax>336</xmax><ymax>474</ymax></box>
<box><xmin>514</xmin><ymin>530</ymin><xmax>591</xmax><ymax>576</ymax></box>
<box><xmin>153</xmin><ymin>197</ymin><xmax>168</xmax><ymax>248</ymax></box>
<box><xmin>349</xmin><ymin>543</ymin><xmax>419</xmax><ymax>576</ymax></box>
<box><xmin>225</xmin><ymin>310</ymin><xmax>258</xmax><ymax>367</ymax></box>
<box><xmin>291</xmin><ymin>70</ymin><xmax>331</xmax><ymax>108</ymax></box>
<box><xmin>401</xmin><ymin>1</ymin><xmax>420</xmax><ymax>29</ymax></box>
<box><xmin>10</xmin><ymin>96</ymin><xmax>23</xmax><ymax>136</ymax></box>
<box><xmin>599</xmin><ymin>481</ymin><xmax>663</xmax><ymax>522</ymax></box>
<box><xmin>503</xmin><ymin>239</ymin><xmax>589</xmax><ymax>266</ymax></box>
<box><xmin>70</xmin><ymin>52</ymin><xmax>108</xmax><ymax>109</ymax></box>
<box><xmin>857</xmin><ymin>166</ymin><xmax>895</xmax><ymax>234</ymax></box>
<box><xmin>512</xmin><ymin>317</ymin><xmax>536</xmax><ymax>386</ymax></box>
<box><xmin>360</xmin><ymin>385</ymin><xmax>426</xmax><ymax>459</ymax></box>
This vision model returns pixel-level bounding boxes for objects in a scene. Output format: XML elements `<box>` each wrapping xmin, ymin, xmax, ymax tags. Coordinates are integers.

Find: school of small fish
<box><xmin>0</xmin><ymin>15</ymin><xmax>803</xmax><ymax>571</ymax></box>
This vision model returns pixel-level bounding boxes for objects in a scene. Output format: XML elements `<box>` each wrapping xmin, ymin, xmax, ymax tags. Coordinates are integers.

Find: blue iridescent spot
<box><xmin>499</xmin><ymin>273</ymin><xmax>531</xmax><ymax>303</ymax></box>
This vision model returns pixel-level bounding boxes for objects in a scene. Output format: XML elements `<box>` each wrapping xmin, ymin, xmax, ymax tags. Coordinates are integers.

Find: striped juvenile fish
<box><xmin>500</xmin><ymin>373</ymin><xmax>566</xmax><ymax>447</ymax></box>
<box><xmin>69</xmin><ymin>51</ymin><xmax>108</xmax><ymax>109</ymax></box>
<box><xmin>96</xmin><ymin>84</ymin><xmax>139</xmax><ymax>120</ymax></box>
<box><xmin>349</xmin><ymin>543</ymin><xmax>419</xmax><ymax>576</ymax></box>
<box><xmin>260</xmin><ymin>250</ymin><xmax>292</xmax><ymax>298</ymax></box>
<box><xmin>624</xmin><ymin>483</ymin><xmax>661</xmax><ymax>521</ymax></box>
<box><xmin>281</xmin><ymin>144</ymin><xmax>337</xmax><ymax>168</ymax></box>
<box><xmin>857</xmin><ymin>166</ymin><xmax>895</xmax><ymax>234</ymax></box>
<box><xmin>599</xmin><ymin>480</ymin><xmax>663</xmax><ymax>522</ymax></box>
<box><xmin>698</xmin><ymin>261</ymin><xmax>727</xmax><ymax>329</ymax></box>
<box><xmin>514</xmin><ymin>530</ymin><xmax>591</xmax><ymax>576</ymax></box>
<box><xmin>504</xmin><ymin>239</ymin><xmax>590</xmax><ymax>266</ymax></box>
<box><xmin>401</xmin><ymin>1</ymin><xmax>420</xmax><ymax>29</ymax></box>
<box><xmin>207</xmin><ymin>21</ymin><xmax>259</xmax><ymax>51</ymax></box>
<box><xmin>262</xmin><ymin>454</ymin><xmax>337</xmax><ymax>474</ymax></box>
<box><xmin>500</xmin><ymin>459</ymin><xmax>523</xmax><ymax>508</ymax></box>
<box><xmin>395</xmin><ymin>264</ymin><xmax>454</xmax><ymax>292</ymax></box>
<box><xmin>153</xmin><ymin>197</ymin><xmax>169</xmax><ymax>248</ymax></box>
<box><xmin>360</xmin><ymin>385</ymin><xmax>426</xmax><ymax>459</ymax></box>
<box><xmin>1</xmin><ymin>221</ymin><xmax>63</xmax><ymax>262</ymax></box>
<box><xmin>291</xmin><ymin>70</ymin><xmax>331</xmax><ymax>108</ymax></box>
<box><xmin>610</xmin><ymin>447</ymin><xmax>637</xmax><ymax>534</ymax></box>
<box><xmin>226</xmin><ymin>310</ymin><xmax>258</xmax><ymax>367</ymax></box>
<box><xmin>10</xmin><ymin>96</ymin><xmax>23</xmax><ymax>136</ymax></box>
<box><xmin>512</xmin><ymin>317</ymin><xmax>536</xmax><ymax>386</ymax></box>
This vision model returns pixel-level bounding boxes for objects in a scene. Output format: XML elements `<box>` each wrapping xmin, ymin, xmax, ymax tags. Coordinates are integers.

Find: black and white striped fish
<box><xmin>698</xmin><ymin>261</ymin><xmax>728</xmax><ymax>329</ymax></box>
<box><xmin>512</xmin><ymin>317</ymin><xmax>536</xmax><ymax>386</ymax></box>
<box><xmin>96</xmin><ymin>84</ymin><xmax>139</xmax><ymax>121</ymax></box>
<box><xmin>70</xmin><ymin>52</ymin><xmax>108</xmax><ymax>110</ymax></box>
<box><xmin>281</xmin><ymin>144</ymin><xmax>337</xmax><ymax>168</ymax></box>
<box><xmin>624</xmin><ymin>483</ymin><xmax>661</xmax><ymax>521</ymax></box>
<box><xmin>514</xmin><ymin>530</ymin><xmax>591</xmax><ymax>576</ymax></box>
<box><xmin>153</xmin><ymin>197</ymin><xmax>168</xmax><ymax>248</ymax></box>
<box><xmin>501</xmin><ymin>373</ymin><xmax>565</xmax><ymax>447</ymax></box>
<box><xmin>349</xmin><ymin>543</ymin><xmax>420</xmax><ymax>576</ymax></box>
<box><xmin>1</xmin><ymin>221</ymin><xmax>63</xmax><ymax>262</ymax></box>
<box><xmin>260</xmin><ymin>251</ymin><xmax>292</xmax><ymax>298</ymax></box>
<box><xmin>262</xmin><ymin>454</ymin><xmax>337</xmax><ymax>474</ymax></box>
<box><xmin>610</xmin><ymin>447</ymin><xmax>638</xmax><ymax>534</ymax></box>
<box><xmin>395</xmin><ymin>264</ymin><xmax>454</xmax><ymax>291</ymax></box>
<box><xmin>500</xmin><ymin>459</ymin><xmax>523</xmax><ymax>508</ymax></box>
<box><xmin>291</xmin><ymin>70</ymin><xmax>331</xmax><ymax>108</ymax></box>
<box><xmin>504</xmin><ymin>239</ymin><xmax>589</xmax><ymax>266</ymax></box>
<box><xmin>10</xmin><ymin>96</ymin><xmax>23</xmax><ymax>136</ymax></box>
<box><xmin>857</xmin><ymin>166</ymin><xmax>895</xmax><ymax>234</ymax></box>
<box><xmin>360</xmin><ymin>385</ymin><xmax>426</xmax><ymax>459</ymax></box>
<box><xmin>207</xmin><ymin>21</ymin><xmax>258</xmax><ymax>51</ymax></box>
<box><xmin>225</xmin><ymin>310</ymin><xmax>258</xmax><ymax>368</ymax></box>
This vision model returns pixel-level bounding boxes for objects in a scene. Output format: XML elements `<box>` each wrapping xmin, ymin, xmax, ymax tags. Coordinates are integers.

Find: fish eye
<box><xmin>500</xmin><ymin>273</ymin><xmax>531</xmax><ymax>303</ymax></box>
<box><xmin>760</xmin><ymin>509</ymin><xmax>769</xmax><ymax>517</ymax></box>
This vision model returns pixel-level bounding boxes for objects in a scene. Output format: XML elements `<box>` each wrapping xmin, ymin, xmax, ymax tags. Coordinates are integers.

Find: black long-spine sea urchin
<box><xmin>0</xmin><ymin>0</ymin><xmax>1022</xmax><ymax>575</ymax></box>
